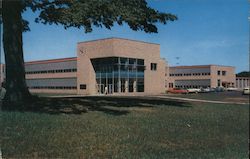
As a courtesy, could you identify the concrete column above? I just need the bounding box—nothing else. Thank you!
[118,80,121,93]
[125,80,128,93]
[133,80,137,92]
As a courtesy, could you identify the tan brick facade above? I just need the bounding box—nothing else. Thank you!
[77,38,166,95]
[167,65,236,89]
[25,57,78,94]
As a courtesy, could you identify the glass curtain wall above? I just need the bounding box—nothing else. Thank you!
[91,57,145,94]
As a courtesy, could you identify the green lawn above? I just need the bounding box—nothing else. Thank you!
[1,96,249,158]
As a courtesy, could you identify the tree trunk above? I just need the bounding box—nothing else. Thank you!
[2,0,31,106]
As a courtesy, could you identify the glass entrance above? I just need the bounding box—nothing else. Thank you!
[92,57,145,94]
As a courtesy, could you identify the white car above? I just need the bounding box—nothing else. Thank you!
[200,87,215,93]
[187,88,201,93]
[226,87,238,91]
[243,87,250,95]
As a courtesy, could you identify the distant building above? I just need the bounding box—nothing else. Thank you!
[167,65,236,89]
[236,76,250,90]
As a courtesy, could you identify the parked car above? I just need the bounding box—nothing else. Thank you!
[215,86,225,92]
[242,87,250,95]
[187,88,201,93]
[167,88,188,94]
[200,87,215,93]
[225,87,238,91]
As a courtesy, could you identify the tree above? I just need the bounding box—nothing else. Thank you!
[1,0,177,106]
[236,71,250,77]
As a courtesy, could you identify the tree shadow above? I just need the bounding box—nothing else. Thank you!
[1,96,191,116]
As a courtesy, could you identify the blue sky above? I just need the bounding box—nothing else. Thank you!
[1,0,249,73]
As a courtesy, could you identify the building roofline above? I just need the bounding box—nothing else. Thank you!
[169,64,235,69]
[77,37,160,45]
[25,57,77,65]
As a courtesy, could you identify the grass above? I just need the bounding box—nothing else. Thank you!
[1,96,249,158]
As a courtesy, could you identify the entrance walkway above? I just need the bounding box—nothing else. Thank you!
[152,95,249,105]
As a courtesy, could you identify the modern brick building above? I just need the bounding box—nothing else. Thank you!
[77,38,166,95]
[0,38,240,95]
[167,65,236,89]
[0,38,166,95]
[25,57,78,94]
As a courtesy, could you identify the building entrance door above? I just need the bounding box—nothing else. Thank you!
[97,84,105,94]
[222,82,229,88]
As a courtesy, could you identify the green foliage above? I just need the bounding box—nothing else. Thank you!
[25,0,177,33]
[236,71,250,77]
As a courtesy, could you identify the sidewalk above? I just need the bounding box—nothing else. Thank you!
[45,93,249,105]
[152,95,249,105]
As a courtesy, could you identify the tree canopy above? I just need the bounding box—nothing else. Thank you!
[23,0,177,33]
[236,71,250,77]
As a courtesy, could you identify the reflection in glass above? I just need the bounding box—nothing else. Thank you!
[91,57,145,94]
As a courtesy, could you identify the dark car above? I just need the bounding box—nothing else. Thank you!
[215,86,225,92]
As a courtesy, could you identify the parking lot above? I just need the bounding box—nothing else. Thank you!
[165,91,249,104]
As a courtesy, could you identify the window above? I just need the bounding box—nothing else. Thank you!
[137,59,144,65]
[169,83,173,88]
[217,79,221,87]
[203,73,210,76]
[120,57,128,64]
[222,71,226,76]
[25,68,77,74]
[129,58,136,64]
[217,71,221,75]
[80,84,87,89]
[29,86,77,89]
[151,63,157,71]
[137,78,144,92]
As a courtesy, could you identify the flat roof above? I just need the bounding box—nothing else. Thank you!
[77,37,160,45]
[170,65,235,69]
[25,57,77,65]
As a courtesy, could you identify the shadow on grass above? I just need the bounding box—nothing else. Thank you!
[1,96,191,116]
